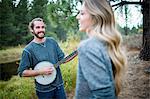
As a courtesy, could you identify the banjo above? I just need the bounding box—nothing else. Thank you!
[34,50,78,85]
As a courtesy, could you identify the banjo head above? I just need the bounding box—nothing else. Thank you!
[34,61,57,85]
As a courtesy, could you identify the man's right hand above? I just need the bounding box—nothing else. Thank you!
[38,67,54,75]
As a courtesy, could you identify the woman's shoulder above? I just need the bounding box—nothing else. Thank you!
[78,37,106,51]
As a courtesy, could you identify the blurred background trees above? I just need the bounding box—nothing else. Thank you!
[110,0,150,60]
[0,0,149,60]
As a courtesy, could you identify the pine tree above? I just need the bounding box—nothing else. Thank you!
[30,0,48,22]
[14,0,30,43]
[0,0,16,47]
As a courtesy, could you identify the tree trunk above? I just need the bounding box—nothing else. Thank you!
[139,0,150,61]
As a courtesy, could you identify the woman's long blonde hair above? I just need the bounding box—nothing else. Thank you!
[84,0,127,95]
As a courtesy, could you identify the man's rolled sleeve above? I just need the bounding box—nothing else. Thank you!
[18,50,32,77]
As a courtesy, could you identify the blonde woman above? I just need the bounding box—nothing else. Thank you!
[75,0,127,98]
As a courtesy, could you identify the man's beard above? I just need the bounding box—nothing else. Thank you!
[34,31,45,39]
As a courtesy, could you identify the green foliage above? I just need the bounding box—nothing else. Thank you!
[21,33,33,45]
[14,0,30,36]
[46,31,58,40]
[60,35,79,92]
[61,58,78,92]
[0,76,37,99]
[47,0,78,28]
[0,0,17,47]
[47,0,79,41]
[0,0,30,48]
[30,0,48,22]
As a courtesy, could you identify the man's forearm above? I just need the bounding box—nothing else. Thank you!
[22,70,41,77]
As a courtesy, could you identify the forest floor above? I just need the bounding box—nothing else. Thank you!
[118,49,150,99]
[67,34,150,99]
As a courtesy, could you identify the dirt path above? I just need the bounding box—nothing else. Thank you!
[119,50,150,99]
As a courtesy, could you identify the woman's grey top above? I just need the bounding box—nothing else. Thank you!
[75,37,116,99]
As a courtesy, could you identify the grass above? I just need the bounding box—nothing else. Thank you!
[0,45,23,64]
[0,36,79,99]
[0,76,37,99]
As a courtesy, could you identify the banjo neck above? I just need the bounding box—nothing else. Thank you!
[53,50,78,68]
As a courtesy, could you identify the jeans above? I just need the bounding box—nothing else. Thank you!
[36,85,66,99]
